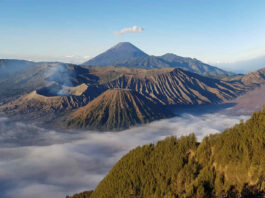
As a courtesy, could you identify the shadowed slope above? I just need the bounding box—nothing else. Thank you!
[65,89,172,130]
[115,53,232,77]
[0,63,100,104]
[104,68,244,105]
[82,42,232,77]
[0,59,37,78]
[160,53,232,77]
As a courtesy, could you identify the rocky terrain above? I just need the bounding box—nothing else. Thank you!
[1,61,264,130]
[65,89,172,130]
[104,68,244,105]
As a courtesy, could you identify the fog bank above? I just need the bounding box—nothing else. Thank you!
[0,108,249,198]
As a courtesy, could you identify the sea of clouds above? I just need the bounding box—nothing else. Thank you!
[0,106,250,198]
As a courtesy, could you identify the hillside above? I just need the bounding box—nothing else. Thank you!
[0,63,100,104]
[69,107,265,198]
[222,67,265,87]
[115,55,169,69]
[104,68,244,105]
[0,59,37,79]
[241,68,265,85]
[65,89,172,130]
[159,53,232,77]
[83,42,232,77]
[0,65,247,129]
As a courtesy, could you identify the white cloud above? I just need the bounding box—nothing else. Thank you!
[0,105,250,198]
[115,25,144,35]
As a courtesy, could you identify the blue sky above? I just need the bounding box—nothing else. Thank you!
[1,0,265,65]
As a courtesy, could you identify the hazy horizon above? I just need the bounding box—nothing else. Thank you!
[1,41,265,74]
[1,0,265,69]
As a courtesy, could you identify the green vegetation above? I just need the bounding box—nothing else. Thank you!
[66,191,93,198]
[69,107,265,198]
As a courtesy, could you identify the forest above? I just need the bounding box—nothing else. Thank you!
[67,107,265,198]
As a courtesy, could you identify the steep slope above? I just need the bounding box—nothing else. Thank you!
[74,108,265,198]
[65,89,172,130]
[104,68,244,105]
[83,42,148,66]
[222,67,265,87]
[241,67,265,85]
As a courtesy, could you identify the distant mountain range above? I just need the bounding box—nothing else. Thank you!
[1,47,265,130]
[217,55,265,74]
[1,42,232,79]
[83,42,233,77]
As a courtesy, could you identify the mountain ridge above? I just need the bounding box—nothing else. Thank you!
[0,64,247,130]
[83,42,232,77]
[104,68,244,105]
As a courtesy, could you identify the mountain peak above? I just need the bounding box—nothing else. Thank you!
[112,42,135,48]
[83,42,148,66]
[110,42,146,53]
[82,43,232,77]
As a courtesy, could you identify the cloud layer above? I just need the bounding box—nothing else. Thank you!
[0,105,250,198]
[115,25,144,35]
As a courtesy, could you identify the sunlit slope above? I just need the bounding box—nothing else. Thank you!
[104,68,244,105]
[241,68,265,85]
[73,107,265,198]
[65,89,173,130]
